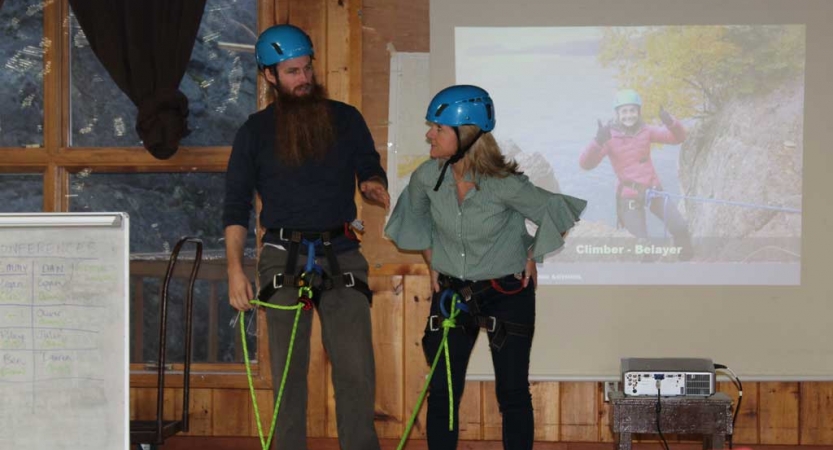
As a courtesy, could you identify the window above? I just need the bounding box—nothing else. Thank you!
[1,0,263,381]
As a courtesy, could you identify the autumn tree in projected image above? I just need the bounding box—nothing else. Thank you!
[598,25,805,119]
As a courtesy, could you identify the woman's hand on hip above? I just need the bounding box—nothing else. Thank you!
[430,269,440,293]
[523,258,538,290]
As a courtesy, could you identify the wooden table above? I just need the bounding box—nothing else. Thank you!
[610,391,733,450]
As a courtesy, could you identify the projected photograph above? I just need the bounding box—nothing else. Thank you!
[454,25,804,285]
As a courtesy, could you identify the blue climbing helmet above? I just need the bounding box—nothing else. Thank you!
[613,89,642,110]
[255,24,314,69]
[425,85,495,132]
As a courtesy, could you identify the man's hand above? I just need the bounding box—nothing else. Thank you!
[659,105,674,127]
[595,119,611,145]
[228,269,254,311]
[360,179,390,209]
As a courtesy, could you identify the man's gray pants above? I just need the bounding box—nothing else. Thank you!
[258,245,380,450]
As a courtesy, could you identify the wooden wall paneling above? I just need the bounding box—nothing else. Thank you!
[559,382,599,442]
[133,387,159,421]
[286,0,327,76]
[533,382,561,442]
[183,388,214,436]
[358,8,391,148]
[326,344,338,439]
[267,0,281,29]
[163,387,180,421]
[325,0,352,104]
[346,0,363,109]
[371,264,430,277]
[249,389,275,439]
[598,383,615,443]
[717,381,759,445]
[258,0,276,106]
[359,0,429,265]
[482,381,563,442]
[130,388,138,420]
[370,275,405,438]
[323,0,363,222]
[800,382,833,445]
[256,300,273,384]
[131,370,271,391]
[402,274,433,439]
[459,381,483,440]
[737,381,760,444]
[212,389,252,436]
[759,382,800,444]
[482,381,502,440]
[361,0,430,53]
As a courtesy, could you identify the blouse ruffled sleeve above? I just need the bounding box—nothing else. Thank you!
[384,167,433,251]
[498,174,587,261]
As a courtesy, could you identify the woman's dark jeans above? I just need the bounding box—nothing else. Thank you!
[422,275,536,450]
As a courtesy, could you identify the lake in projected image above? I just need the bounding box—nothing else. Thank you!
[455,25,804,285]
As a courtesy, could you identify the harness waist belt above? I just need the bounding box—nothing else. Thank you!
[266,225,346,242]
[437,273,520,304]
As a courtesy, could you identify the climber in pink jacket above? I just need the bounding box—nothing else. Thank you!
[580,89,693,261]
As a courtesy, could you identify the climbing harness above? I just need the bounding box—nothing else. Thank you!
[266,225,373,304]
[433,274,534,351]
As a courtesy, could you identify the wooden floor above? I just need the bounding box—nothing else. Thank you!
[160,437,833,450]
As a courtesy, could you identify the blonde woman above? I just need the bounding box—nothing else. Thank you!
[386,85,586,450]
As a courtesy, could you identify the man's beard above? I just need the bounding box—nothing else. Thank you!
[274,81,334,166]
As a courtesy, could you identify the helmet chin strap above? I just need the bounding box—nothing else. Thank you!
[432,128,484,191]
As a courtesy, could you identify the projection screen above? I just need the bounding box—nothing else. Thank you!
[423,0,833,379]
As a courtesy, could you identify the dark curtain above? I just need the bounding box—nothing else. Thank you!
[0,1,5,12]
[68,0,207,159]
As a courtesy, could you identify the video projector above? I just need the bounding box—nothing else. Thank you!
[621,358,715,397]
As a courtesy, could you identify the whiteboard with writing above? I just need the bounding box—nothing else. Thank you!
[0,213,129,450]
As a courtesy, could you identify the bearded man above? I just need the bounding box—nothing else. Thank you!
[223,24,388,450]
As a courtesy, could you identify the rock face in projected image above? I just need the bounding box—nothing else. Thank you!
[502,139,561,193]
[679,79,803,262]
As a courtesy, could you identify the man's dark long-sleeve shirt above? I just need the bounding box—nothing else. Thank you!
[223,100,387,240]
